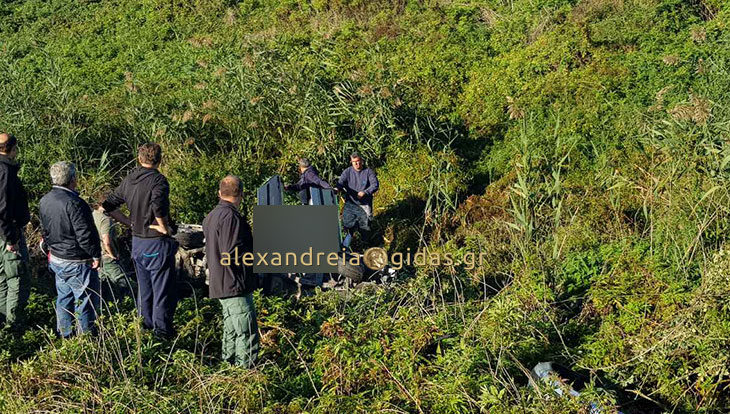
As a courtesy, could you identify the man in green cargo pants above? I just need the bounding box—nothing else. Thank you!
[202,175,260,368]
[0,132,31,331]
[92,194,134,304]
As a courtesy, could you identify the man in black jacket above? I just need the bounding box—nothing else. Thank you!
[203,175,259,368]
[102,143,178,338]
[0,133,31,329]
[39,161,101,337]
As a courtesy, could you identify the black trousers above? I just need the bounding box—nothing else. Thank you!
[131,236,178,337]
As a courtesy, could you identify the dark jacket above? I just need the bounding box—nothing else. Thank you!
[0,155,30,245]
[102,166,172,238]
[336,166,379,207]
[39,186,101,260]
[202,200,256,299]
[288,166,331,204]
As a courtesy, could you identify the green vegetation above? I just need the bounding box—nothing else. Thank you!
[2,0,730,412]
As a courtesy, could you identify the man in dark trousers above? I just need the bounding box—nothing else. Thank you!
[0,132,31,330]
[284,158,331,204]
[335,152,379,248]
[203,175,259,368]
[39,161,101,337]
[102,143,178,338]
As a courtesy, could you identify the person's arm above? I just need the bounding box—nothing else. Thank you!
[286,174,306,192]
[219,212,239,255]
[108,210,131,227]
[101,234,116,259]
[149,177,173,235]
[363,169,379,195]
[97,214,117,259]
[15,179,30,229]
[0,169,19,249]
[102,179,126,213]
[70,200,102,266]
[335,169,348,192]
[310,169,331,189]
[226,211,254,281]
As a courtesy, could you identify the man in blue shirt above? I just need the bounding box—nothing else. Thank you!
[284,158,331,204]
[335,152,379,248]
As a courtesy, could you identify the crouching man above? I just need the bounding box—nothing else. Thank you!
[39,162,101,337]
[203,175,260,368]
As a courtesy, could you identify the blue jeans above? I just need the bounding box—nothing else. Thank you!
[49,258,100,337]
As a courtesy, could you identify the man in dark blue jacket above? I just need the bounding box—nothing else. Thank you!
[335,152,379,248]
[39,161,101,337]
[284,158,331,204]
[0,133,31,330]
[102,143,178,338]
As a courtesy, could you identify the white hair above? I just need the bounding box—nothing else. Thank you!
[50,161,76,187]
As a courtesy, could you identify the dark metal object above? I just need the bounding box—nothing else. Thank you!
[257,175,284,206]
[174,223,205,249]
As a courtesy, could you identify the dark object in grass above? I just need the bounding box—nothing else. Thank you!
[174,224,205,249]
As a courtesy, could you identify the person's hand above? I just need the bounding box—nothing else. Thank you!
[91,259,100,270]
[5,243,17,254]
[149,224,169,235]
[357,191,366,199]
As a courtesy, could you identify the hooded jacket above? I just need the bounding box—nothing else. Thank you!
[39,186,101,261]
[202,200,256,299]
[102,166,171,239]
[0,155,30,245]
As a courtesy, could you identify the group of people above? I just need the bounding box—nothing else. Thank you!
[0,131,379,369]
[284,153,379,248]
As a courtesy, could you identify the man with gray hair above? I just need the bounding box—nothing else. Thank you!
[284,157,331,204]
[39,161,101,337]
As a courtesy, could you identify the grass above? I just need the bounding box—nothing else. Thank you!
[1,0,730,412]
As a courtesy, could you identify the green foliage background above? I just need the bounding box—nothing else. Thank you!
[2,0,730,412]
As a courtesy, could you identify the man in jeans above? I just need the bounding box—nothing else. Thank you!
[335,152,379,248]
[0,133,31,330]
[39,162,101,337]
[203,175,259,367]
[103,143,178,338]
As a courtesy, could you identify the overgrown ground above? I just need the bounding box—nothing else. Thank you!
[2,0,730,412]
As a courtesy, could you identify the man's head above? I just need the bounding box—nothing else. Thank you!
[218,175,243,206]
[138,142,162,168]
[297,157,310,173]
[0,133,18,159]
[350,152,363,171]
[91,188,111,210]
[50,161,77,190]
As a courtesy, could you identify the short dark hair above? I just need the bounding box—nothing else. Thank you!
[138,142,162,165]
[219,175,243,198]
[350,152,362,160]
[0,133,17,154]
